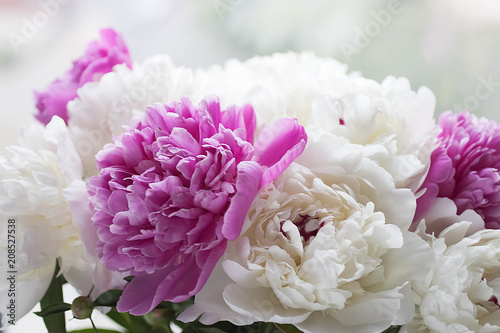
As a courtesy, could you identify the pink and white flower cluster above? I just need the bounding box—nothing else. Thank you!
[1,29,500,333]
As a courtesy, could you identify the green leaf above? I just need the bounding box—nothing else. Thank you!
[106,309,160,333]
[179,320,255,333]
[68,329,122,333]
[34,303,71,317]
[274,324,302,333]
[144,308,176,332]
[106,309,165,333]
[105,308,132,329]
[153,302,172,309]
[93,289,123,307]
[128,313,157,332]
[381,325,401,333]
[171,298,196,329]
[123,276,135,282]
[171,298,194,315]
[259,322,277,333]
[40,262,67,333]
[181,326,227,333]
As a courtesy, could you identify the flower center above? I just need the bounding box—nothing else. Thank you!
[281,213,329,242]
[489,295,500,308]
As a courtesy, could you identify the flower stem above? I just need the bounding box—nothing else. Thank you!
[274,323,287,333]
[40,261,66,333]
[274,323,303,333]
[90,317,98,333]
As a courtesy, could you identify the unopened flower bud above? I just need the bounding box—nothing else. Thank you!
[71,296,94,319]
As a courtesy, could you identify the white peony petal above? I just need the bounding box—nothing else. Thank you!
[0,118,113,323]
[416,197,485,237]
[63,180,98,258]
[223,284,311,324]
[405,228,500,332]
[63,179,127,298]
[222,257,263,288]
[379,231,435,290]
[0,261,55,328]
[296,138,416,231]
[177,261,254,326]
[297,307,392,333]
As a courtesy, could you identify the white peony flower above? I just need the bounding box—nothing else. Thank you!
[295,130,417,231]
[191,51,354,124]
[0,117,83,275]
[0,117,124,326]
[67,55,194,177]
[179,163,433,333]
[404,222,500,333]
[308,76,437,190]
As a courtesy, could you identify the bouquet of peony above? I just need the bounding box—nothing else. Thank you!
[1,28,500,333]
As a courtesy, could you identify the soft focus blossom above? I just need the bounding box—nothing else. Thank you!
[87,96,306,315]
[179,163,433,333]
[416,110,500,234]
[192,52,354,124]
[308,76,437,190]
[34,28,132,126]
[0,117,122,326]
[406,222,500,332]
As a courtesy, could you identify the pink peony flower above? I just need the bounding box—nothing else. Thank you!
[87,95,306,315]
[34,28,132,125]
[415,110,500,229]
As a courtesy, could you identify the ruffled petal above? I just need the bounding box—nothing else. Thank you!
[254,117,307,186]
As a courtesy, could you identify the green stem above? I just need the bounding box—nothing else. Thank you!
[274,324,303,333]
[40,261,66,333]
[274,323,287,333]
[90,317,98,333]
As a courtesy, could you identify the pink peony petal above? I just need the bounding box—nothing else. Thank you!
[79,28,132,85]
[221,103,257,144]
[414,146,454,221]
[254,117,307,186]
[199,95,221,129]
[222,161,262,240]
[117,239,226,315]
[415,110,500,231]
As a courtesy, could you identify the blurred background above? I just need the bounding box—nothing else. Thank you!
[1,0,500,331]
